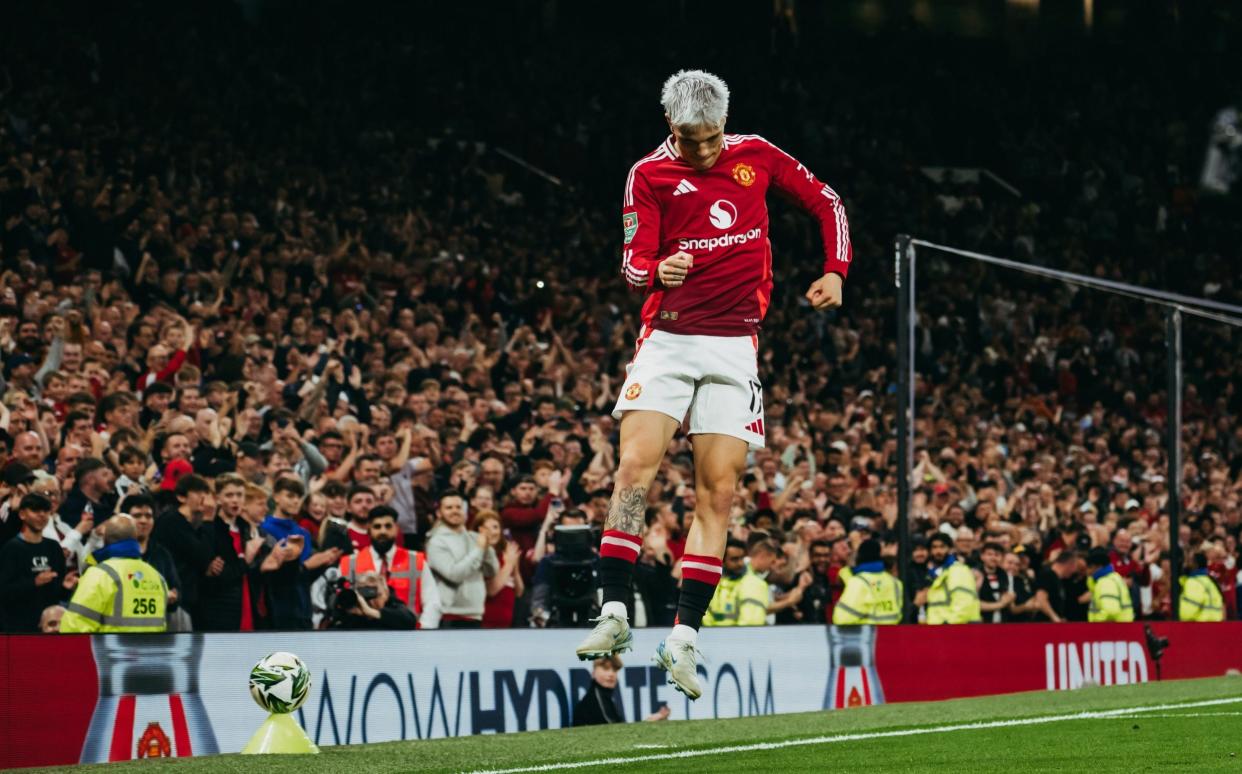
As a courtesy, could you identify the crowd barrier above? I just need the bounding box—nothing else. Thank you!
[2,622,1240,768]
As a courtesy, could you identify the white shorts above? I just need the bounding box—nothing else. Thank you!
[612,329,765,450]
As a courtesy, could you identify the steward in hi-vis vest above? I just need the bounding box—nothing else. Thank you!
[62,516,167,633]
[1086,548,1134,623]
[833,539,903,625]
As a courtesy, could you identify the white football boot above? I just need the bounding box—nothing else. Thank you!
[654,638,703,700]
[574,613,634,660]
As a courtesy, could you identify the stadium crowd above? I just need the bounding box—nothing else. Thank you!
[0,3,1238,633]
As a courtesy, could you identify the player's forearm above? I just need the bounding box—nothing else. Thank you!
[622,250,659,291]
[769,148,852,278]
[817,205,852,281]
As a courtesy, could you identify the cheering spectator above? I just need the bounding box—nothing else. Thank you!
[1002,550,1039,622]
[797,539,836,624]
[1108,527,1152,614]
[0,464,34,545]
[59,458,116,528]
[325,485,376,554]
[392,456,436,549]
[197,475,262,631]
[151,475,217,630]
[426,491,498,629]
[0,494,78,631]
[258,478,341,630]
[977,543,1015,623]
[500,475,554,556]
[30,472,88,570]
[472,510,523,628]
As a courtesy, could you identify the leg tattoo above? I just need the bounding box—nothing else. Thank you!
[600,486,648,607]
[605,486,647,535]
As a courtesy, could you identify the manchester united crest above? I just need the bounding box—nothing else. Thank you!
[731,162,756,187]
[137,722,172,758]
[625,383,642,400]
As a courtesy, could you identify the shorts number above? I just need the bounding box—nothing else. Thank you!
[131,598,156,615]
[748,380,763,414]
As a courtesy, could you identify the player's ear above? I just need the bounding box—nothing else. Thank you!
[665,114,674,134]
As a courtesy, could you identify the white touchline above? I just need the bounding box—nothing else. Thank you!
[1115,712,1242,719]
[466,697,1242,774]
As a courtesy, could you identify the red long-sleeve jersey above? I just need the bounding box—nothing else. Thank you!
[621,134,851,336]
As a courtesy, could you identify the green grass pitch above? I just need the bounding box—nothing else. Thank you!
[42,677,1242,773]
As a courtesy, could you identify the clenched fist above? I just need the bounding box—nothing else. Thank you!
[806,272,844,310]
[657,252,694,288]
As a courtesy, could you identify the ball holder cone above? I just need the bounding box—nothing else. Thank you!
[242,712,320,755]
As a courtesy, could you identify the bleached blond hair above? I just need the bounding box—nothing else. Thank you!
[661,69,729,130]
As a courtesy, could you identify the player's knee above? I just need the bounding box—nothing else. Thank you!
[615,449,659,486]
[699,479,735,514]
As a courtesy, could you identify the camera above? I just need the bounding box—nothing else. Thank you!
[323,574,381,628]
[546,525,598,627]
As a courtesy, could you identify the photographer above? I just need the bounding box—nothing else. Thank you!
[529,509,598,627]
[334,571,416,630]
[328,505,440,628]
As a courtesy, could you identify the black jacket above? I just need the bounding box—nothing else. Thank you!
[196,517,263,631]
[0,534,69,632]
[573,681,625,727]
[143,540,182,608]
[152,510,215,614]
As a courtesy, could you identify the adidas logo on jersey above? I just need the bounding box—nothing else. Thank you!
[673,179,698,196]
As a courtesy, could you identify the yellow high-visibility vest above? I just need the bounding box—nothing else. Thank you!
[833,569,904,625]
[1087,569,1134,623]
[926,560,980,624]
[704,569,770,626]
[1179,573,1224,622]
[61,557,168,633]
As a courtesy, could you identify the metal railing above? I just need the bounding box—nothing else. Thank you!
[893,235,1242,621]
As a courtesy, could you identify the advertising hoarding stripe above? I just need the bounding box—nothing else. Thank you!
[109,695,135,762]
[169,694,192,756]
